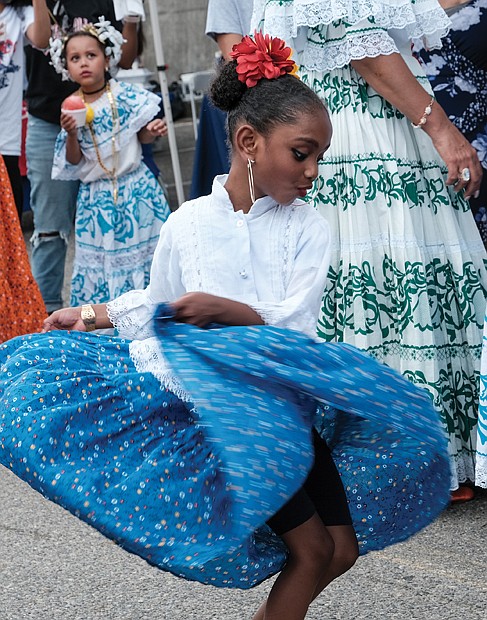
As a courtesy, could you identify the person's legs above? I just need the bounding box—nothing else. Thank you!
[26,115,78,312]
[253,520,358,620]
[253,431,359,619]
[305,431,359,592]
[2,155,23,220]
[310,524,358,596]
[252,514,335,620]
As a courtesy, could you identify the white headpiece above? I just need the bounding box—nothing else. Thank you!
[48,16,125,81]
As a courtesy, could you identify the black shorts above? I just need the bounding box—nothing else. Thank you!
[267,429,352,536]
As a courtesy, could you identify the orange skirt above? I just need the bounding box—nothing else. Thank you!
[0,155,46,342]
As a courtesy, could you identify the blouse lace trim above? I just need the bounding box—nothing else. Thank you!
[253,0,451,71]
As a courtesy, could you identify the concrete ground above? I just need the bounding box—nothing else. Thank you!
[0,468,485,620]
[12,116,487,619]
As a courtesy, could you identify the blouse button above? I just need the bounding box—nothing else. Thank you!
[239,270,248,279]
[236,220,244,228]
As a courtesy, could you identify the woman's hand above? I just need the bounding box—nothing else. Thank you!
[425,120,482,199]
[42,307,86,332]
[351,53,483,199]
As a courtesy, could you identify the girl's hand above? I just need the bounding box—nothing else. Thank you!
[146,118,168,138]
[60,111,79,136]
[42,307,86,332]
[171,292,222,327]
[171,293,264,327]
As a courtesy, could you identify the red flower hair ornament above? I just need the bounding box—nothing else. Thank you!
[231,31,299,88]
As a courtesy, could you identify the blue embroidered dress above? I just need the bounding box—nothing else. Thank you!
[0,178,450,588]
[52,79,171,306]
[253,0,487,491]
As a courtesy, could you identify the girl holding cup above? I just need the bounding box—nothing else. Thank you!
[51,18,170,307]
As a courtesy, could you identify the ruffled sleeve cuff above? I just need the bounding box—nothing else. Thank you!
[301,21,399,71]
[113,80,162,152]
[107,289,159,340]
[248,302,321,340]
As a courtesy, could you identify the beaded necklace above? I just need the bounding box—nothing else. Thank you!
[80,82,120,203]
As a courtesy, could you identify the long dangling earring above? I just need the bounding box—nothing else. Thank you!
[247,158,256,205]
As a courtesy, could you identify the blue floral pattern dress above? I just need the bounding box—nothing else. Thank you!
[417,0,487,246]
[52,80,171,306]
[0,180,450,588]
[254,0,487,491]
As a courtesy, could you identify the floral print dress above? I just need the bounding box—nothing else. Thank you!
[254,0,487,490]
[52,80,171,306]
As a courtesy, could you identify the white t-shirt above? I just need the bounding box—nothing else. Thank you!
[0,5,34,155]
[205,0,253,39]
[107,175,331,385]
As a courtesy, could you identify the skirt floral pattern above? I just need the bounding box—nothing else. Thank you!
[70,162,170,306]
[300,59,487,491]
[0,311,450,588]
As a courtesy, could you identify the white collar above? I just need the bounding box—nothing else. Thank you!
[211,174,302,217]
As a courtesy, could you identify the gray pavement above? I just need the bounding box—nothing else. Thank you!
[11,115,487,619]
[1,466,486,620]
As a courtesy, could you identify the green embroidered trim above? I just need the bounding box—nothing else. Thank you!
[318,257,486,340]
[309,162,468,213]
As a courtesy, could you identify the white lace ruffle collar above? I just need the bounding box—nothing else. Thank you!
[253,0,451,48]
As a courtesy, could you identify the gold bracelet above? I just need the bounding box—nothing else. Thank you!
[411,97,435,129]
[81,304,96,332]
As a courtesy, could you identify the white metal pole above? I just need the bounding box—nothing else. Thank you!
[147,0,185,206]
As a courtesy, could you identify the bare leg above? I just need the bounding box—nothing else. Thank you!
[252,523,358,620]
[310,524,358,598]
[252,514,334,620]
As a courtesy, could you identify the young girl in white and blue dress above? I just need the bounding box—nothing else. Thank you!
[1,34,450,620]
[49,18,171,306]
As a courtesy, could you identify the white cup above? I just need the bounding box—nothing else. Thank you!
[62,107,87,127]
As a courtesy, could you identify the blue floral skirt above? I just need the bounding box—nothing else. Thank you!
[0,317,450,588]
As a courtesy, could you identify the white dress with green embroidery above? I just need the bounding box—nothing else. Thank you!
[254,0,487,489]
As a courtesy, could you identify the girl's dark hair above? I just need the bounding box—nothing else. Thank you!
[209,60,324,143]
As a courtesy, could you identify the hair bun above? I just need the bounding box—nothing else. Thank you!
[209,60,247,112]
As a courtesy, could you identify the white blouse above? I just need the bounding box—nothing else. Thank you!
[107,175,331,383]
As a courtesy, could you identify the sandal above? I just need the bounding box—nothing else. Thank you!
[450,486,475,503]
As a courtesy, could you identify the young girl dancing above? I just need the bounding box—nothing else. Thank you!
[1,34,449,620]
[49,18,171,306]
